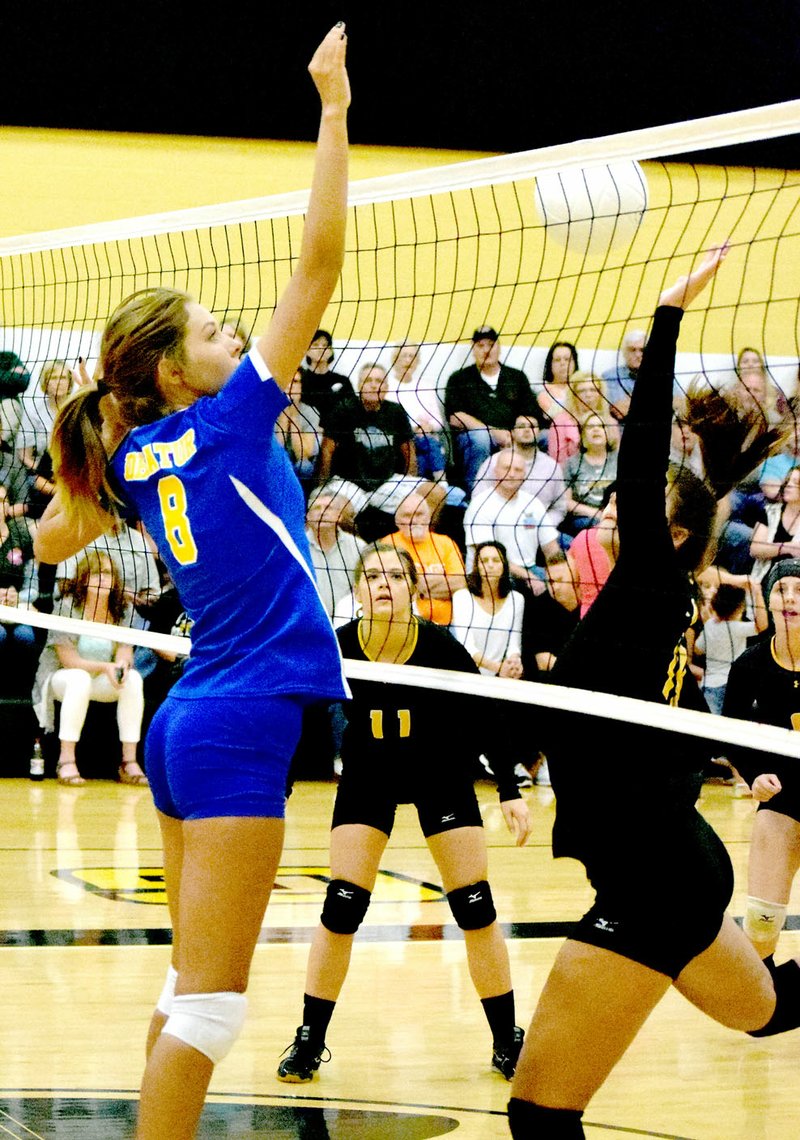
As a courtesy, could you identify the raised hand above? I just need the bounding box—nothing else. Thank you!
[659,242,730,310]
[308,23,350,114]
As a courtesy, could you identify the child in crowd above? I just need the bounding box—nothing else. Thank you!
[695,583,764,715]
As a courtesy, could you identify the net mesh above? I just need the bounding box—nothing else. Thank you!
[0,100,799,769]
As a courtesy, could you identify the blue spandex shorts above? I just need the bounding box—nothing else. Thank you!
[145,693,304,821]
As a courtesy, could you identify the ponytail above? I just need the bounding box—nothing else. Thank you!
[684,383,789,501]
[50,286,192,532]
[50,385,122,532]
[667,381,791,575]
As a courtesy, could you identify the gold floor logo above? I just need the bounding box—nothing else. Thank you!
[54,866,445,907]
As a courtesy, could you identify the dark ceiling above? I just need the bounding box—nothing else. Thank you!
[5,1,798,165]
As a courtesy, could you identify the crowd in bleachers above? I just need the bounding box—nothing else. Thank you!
[0,325,798,786]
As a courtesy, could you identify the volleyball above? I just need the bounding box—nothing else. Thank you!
[534,160,649,257]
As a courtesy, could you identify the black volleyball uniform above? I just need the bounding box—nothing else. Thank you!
[723,638,800,823]
[333,618,520,837]
[543,306,733,978]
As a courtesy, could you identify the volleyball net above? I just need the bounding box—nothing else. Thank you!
[1,599,798,763]
[0,99,799,761]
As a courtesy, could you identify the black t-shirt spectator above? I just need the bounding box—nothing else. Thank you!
[520,589,580,677]
[444,363,543,431]
[0,517,33,591]
[300,367,356,426]
[324,399,415,491]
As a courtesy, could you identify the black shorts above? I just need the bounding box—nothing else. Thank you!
[567,808,734,979]
[758,789,800,826]
[331,775,483,838]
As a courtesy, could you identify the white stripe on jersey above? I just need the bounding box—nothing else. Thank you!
[229,475,351,696]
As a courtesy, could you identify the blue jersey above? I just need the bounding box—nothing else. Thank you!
[110,349,349,704]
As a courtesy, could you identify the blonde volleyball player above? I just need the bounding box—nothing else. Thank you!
[35,24,350,1140]
[277,543,531,1084]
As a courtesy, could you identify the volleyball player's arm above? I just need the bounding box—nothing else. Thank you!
[35,486,116,565]
[616,246,729,546]
[257,25,349,389]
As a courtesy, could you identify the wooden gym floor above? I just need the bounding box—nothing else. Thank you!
[1,773,798,1138]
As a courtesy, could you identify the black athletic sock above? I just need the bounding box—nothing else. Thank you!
[482,990,516,1044]
[749,957,800,1037]
[508,1098,585,1138]
[302,994,336,1044]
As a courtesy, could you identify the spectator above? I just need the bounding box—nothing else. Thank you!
[669,406,705,479]
[275,369,322,496]
[318,361,416,506]
[0,480,38,689]
[749,465,800,582]
[729,348,783,428]
[719,363,793,574]
[56,523,163,619]
[694,582,764,714]
[299,328,356,425]
[547,371,618,467]
[602,328,646,421]
[388,490,466,625]
[567,489,618,617]
[385,343,449,480]
[31,550,147,787]
[445,325,541,492]
[536,341,579,427]
[0,350,31,462]
[472,414,568,525]
[13,359,74,515]
[463,448,561,591]
[219,316,252,357]
[16,359,74,472]
[561,412,619,537]
[519,550,582,787]
[450,541,524,677]
[520,551,580,677]
[305,489,364,619]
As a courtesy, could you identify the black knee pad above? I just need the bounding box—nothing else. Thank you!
[447,880,496,930]
[508,1098,585,1138]
[748,956,800,1037]
[320,879,371,935]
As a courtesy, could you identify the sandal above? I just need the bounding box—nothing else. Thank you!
[119,760,149,787]
[56,761,86,787]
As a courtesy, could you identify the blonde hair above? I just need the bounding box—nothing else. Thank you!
[565,370,607,416]
[39,359,72,395]
[61,549,127,623]
[50,287,192,532]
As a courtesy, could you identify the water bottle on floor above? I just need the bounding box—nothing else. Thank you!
[29,740,45,782]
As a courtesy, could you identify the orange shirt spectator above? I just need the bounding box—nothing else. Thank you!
[388,492,466,624]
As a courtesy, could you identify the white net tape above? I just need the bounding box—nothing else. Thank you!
[2,603,797,761]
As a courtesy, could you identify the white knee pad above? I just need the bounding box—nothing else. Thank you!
[163,991,247,1064]
[744,896,787,944]
[156,964,178,1016]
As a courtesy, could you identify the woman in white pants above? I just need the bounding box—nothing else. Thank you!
[33,549,147,786]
